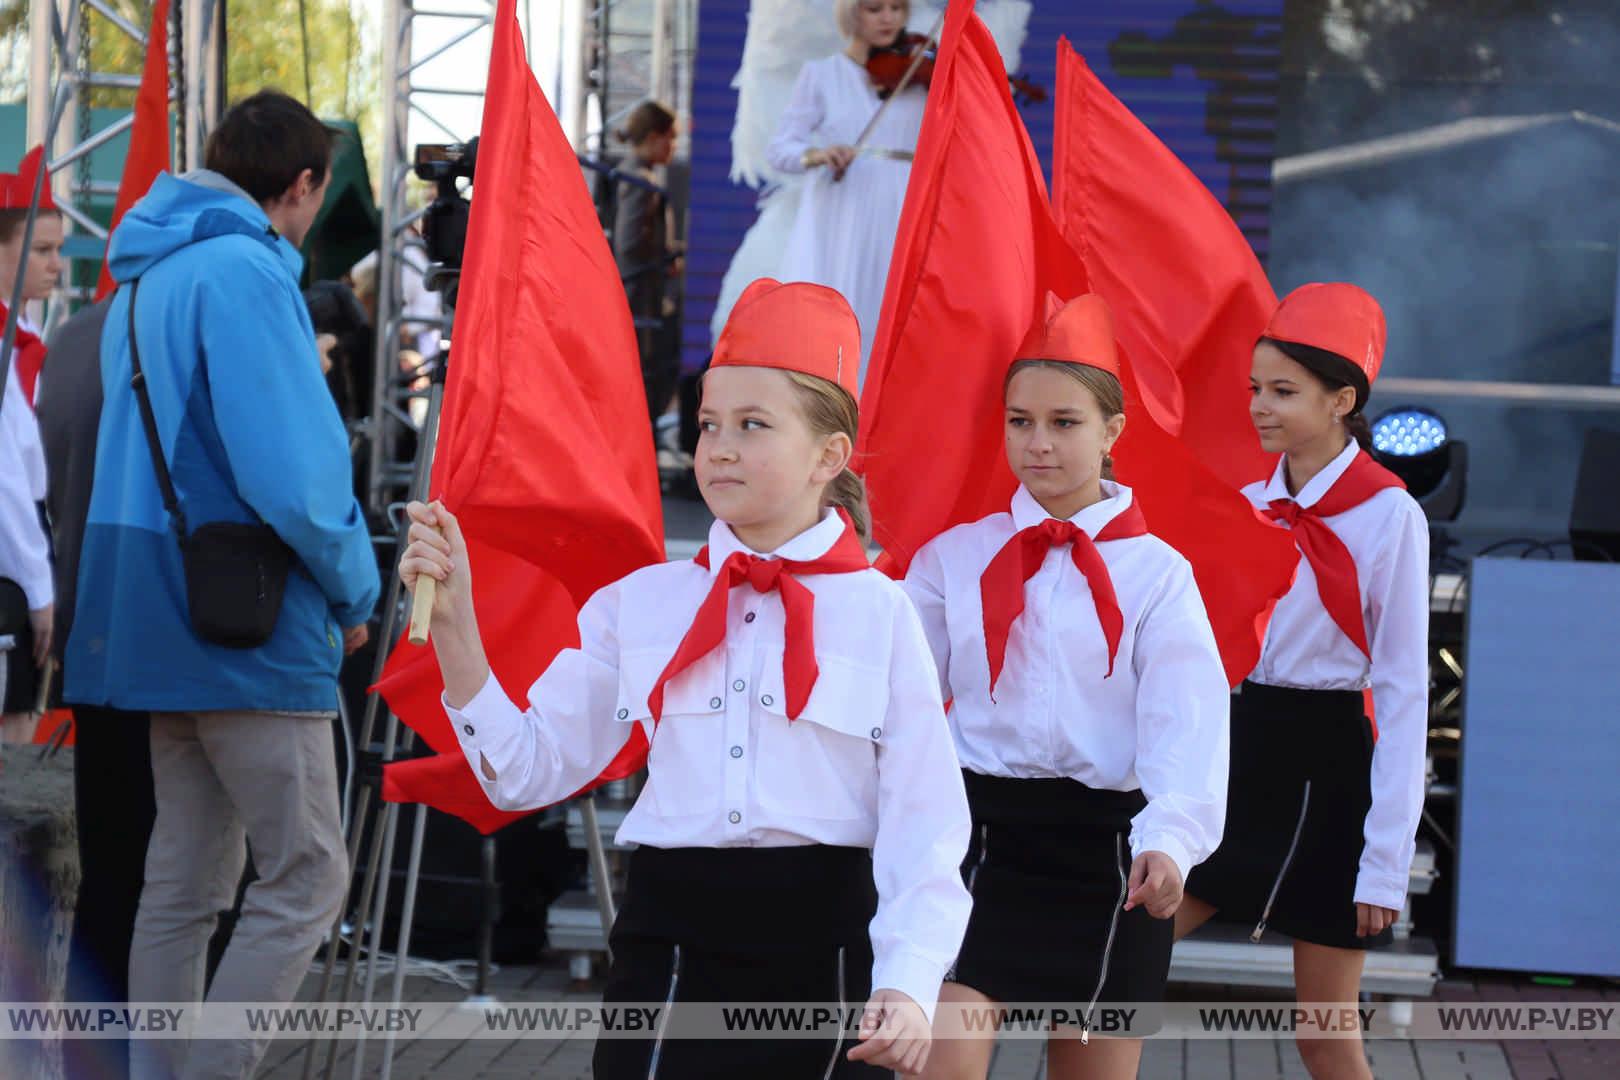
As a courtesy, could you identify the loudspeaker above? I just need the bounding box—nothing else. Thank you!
[1570,427,1620,562]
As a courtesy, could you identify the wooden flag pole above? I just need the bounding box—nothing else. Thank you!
[407,577,435,645]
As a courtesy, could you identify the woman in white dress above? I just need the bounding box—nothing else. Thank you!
[765,0,926,388]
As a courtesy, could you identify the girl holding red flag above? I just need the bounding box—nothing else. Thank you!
[902,294,1229,1080]
[400,278,971,1078]
[1180,283,1429,1080]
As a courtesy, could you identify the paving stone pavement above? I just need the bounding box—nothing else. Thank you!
[252,954,1584,1080]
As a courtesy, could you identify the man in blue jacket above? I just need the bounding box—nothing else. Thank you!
[69,90,379,1080]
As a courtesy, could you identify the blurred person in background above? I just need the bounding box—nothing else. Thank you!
[0,145,65,742]
[70,90,380,1080]
[612,100,686,469]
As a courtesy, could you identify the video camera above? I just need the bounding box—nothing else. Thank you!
[413,138,478,277]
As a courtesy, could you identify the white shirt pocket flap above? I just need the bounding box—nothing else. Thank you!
[615,648,725,723]
[758,654,888,743]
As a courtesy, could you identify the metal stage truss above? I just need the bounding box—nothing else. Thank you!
[21,0,215,322]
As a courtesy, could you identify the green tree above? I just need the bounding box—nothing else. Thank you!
[0,0,23,41]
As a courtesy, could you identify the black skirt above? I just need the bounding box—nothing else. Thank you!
[0,579,40,714]
[948,772,1173,1031]
[1185,680,1394,950]
[592,845,889,1080]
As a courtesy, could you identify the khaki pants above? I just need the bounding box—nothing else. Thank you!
[129,711,347,1080]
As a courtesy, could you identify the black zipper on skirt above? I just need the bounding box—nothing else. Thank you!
[646,944,682,1079]
[1252,780,1313,943]
[1081,832,1129,1045]
[821,946,848,1080]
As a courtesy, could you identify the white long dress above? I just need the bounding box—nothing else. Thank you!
[765,54,926,388]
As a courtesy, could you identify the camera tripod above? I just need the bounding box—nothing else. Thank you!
[301,336,619,1080]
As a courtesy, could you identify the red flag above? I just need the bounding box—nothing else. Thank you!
[1050,39,1275,490]
[859,6,1293,685]
[97,0,171,301]
[1049,39,1296,684]
[858,0,1084,573]
[378,0,664,833]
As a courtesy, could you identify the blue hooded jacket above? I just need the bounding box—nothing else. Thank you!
[66,171,380,712]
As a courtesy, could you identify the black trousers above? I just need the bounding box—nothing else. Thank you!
[63,705,155,1080]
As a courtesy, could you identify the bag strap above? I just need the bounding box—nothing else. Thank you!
[126,279,189,539]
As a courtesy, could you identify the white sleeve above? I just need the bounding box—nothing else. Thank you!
[0,400,53,611]
[1355,500,1430,910]
[764,62,825,175]
[867,597,971,1023]
[899,539,952,700]
[1128,559,1230,883]
[447,583,635,812]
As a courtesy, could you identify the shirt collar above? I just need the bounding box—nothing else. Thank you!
[702,507,848,576]
[1259,438,1360,509]
[1010,481,1135,537]
[0,302,41,337]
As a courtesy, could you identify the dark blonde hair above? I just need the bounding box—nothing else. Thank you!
[1004,359,1125,481]
[618,101,676,146]
[784,371,871,543]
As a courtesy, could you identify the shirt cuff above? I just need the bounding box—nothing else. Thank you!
[1353,870,1407,912]
[19,560,54,611]
[871,946,949,1025]
[443,672,521,792]
[1132,831,1195,887]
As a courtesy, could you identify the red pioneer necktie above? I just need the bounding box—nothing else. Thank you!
[647,513,870,724]
[1264,450,1405,660]
[0,303,47,405]
[980,500,1149,692]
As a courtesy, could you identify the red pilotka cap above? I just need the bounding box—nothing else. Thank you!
[1014,292,1120,377]
[1264,282,1386,384]
[0,146,58,211]
[712,278,860,399]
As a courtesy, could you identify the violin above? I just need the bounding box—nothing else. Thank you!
[865,32,936,98]
[864,30,1048,106]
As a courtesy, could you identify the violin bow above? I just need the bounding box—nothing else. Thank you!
[833,8,947,182]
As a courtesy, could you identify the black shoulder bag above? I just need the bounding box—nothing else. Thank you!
[126,278,293,648]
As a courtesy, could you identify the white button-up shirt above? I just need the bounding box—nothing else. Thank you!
[902,482,1229,883]
[1245,439,1430,910]
[0,339,52,610]
[448,509,972,1017]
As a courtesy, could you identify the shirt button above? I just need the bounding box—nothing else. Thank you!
[709,696,723,709]
[870,727,883,740]
[744,612,756,623]
[616,708,629,719]
[761,694,775,707]
[730,745,743,759]
[733,679,746,692]
[728,810,742,824]
[462,724,475,736]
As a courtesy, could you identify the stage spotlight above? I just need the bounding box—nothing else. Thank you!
[1371,406,1467,522]
[1373,407,1448,457]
